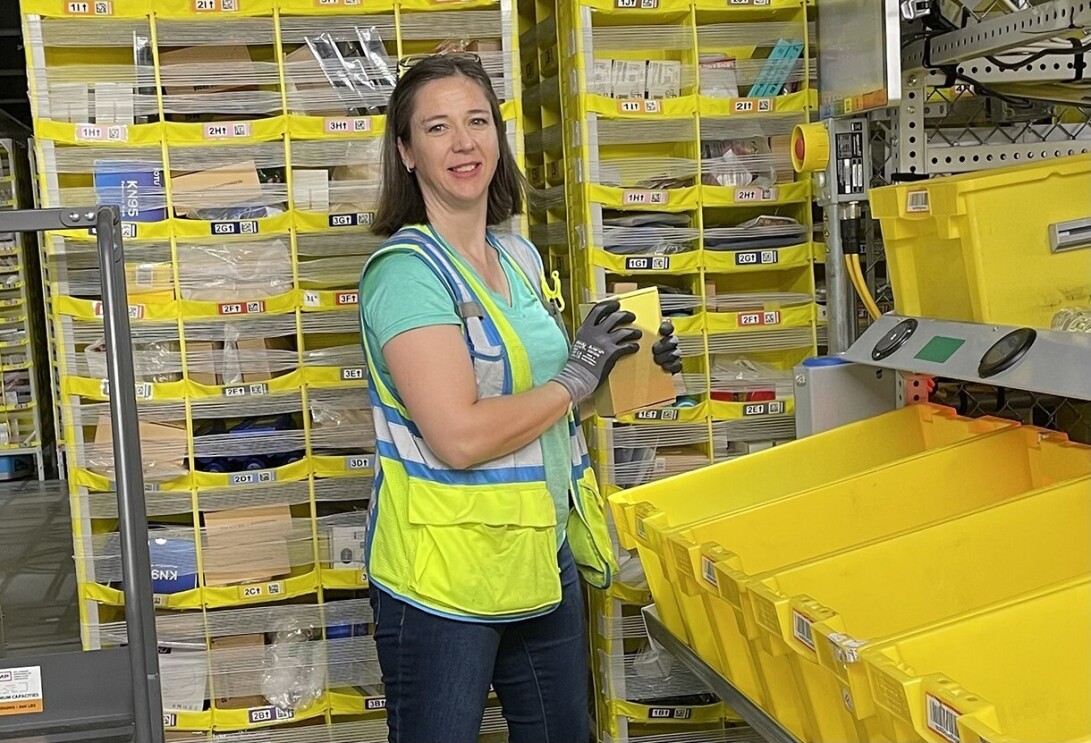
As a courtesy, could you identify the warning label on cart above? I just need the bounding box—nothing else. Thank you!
[0,666,43,716]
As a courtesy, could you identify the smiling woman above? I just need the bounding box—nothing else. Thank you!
[357,53,683,743]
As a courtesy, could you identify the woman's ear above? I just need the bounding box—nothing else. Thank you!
[397,137,414,172]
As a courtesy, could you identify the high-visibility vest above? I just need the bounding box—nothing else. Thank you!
[358,224,617,620]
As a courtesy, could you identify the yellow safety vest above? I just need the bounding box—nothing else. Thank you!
[358,224,617,620]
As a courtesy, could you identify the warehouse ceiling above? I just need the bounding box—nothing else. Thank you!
[0,3,31,133]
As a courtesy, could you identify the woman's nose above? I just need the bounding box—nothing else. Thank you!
[452,127,475,151]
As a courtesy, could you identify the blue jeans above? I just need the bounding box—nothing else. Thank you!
[369,541,589,743]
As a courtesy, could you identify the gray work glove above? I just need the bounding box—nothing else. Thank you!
[652,320,683,374]
[553,299,641,406]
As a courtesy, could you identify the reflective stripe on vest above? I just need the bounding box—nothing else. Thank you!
[359,225,615,620]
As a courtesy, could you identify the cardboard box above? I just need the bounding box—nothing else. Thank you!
[210,634,266,709]
[171,160,263,217]
[93,416,188,479]
[329,525,366,569]
[186,341,224,386]
[609,281,639,295]
[466,39,502,52]
[650,445,708,482]
[160,45,257,96]
[203,505,292,587]
[592,287,677,417]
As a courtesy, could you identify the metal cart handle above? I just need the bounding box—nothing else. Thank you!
[0,206,164,743]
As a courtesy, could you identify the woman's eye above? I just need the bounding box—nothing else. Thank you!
[428,124,445,133]
[471,117,489,126]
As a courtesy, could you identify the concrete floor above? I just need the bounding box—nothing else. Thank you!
[0,479,81,658]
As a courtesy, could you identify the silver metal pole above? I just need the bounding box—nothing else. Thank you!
[95,205,165,743]
[824,202,855,354]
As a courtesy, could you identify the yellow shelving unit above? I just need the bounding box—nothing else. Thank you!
[21,0,525,736]
[520,0,816,737]
[0,139,50,481]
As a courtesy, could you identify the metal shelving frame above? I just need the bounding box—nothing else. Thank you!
[0,205,163,743]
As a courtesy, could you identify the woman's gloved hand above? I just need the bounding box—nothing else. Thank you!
[653,320,683,375]
[553,299,641,406]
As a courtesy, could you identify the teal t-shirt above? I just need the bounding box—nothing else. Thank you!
[360,232,572,547]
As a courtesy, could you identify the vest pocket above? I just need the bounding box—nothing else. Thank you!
[405,480,561,617]
[568,475,619,590]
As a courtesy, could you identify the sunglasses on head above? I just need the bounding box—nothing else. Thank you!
[396,51,484,79]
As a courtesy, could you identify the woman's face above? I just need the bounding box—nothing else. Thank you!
[398,74,500,217]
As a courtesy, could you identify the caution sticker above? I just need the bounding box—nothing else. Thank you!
[0,666,43,716]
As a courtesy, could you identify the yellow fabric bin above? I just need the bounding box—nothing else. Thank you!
[862,577,1091,743]
[869,152,1091,329]
[746,474,1091,743]
[672,426,1090,742]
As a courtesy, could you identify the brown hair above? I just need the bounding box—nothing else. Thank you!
[371,54,525,236]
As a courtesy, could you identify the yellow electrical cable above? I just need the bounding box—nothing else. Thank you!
[846,254,883,320]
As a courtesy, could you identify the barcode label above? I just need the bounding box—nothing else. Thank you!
[204,122,252,140]
[74,124,128,142]
[247,705,293,724]
[230,470,276,485]
[66,1,113,14]
[792,610,815,649]
[624,256,671,271]
[163,712,177,727]
[744,401,785,416]
[615,99,663,114]
[329,212,374,228]
[634,407,679,421]
[906,190,930,213]
[194,0,238,10]
[734,249,780,266]
[365,696,386,710]
[701,555,717,585]
[614,0,659,7]
[621,189,668,206]
[324,117,372,134]
[733,98,774,113]
[738,311,782,326]
[91,301,145,320]
[648,707,692,719]
[217,300,265,315]
[926,694,961,743]
[734,186,778,202]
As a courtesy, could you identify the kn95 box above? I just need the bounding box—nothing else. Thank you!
[587,286,677,417]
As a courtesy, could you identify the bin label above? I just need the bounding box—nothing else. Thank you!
[906,190,931,214]
[791,610,815,650]
[648,706,692,719]
[0,666,43,716]
[365,696,387,710]
[700,555,717,586]
[926,694,961,743]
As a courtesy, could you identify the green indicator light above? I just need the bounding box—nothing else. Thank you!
[914,336,966,364]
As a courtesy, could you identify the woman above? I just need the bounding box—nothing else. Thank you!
[359,53,683,743]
